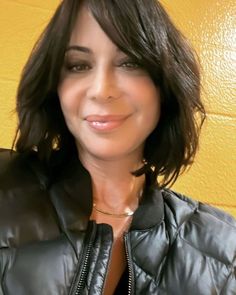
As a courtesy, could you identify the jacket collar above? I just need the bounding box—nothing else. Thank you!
[29,154,164,232]
[131,185,164,230]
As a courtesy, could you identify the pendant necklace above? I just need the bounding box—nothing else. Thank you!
[93,203,134,218]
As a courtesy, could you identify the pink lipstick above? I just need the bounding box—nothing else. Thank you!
[85,115,129,131]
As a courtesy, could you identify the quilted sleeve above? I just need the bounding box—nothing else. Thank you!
[221,265,236,295]
[0,247,11,295]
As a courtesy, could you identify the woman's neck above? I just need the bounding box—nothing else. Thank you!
[79,153,145,212]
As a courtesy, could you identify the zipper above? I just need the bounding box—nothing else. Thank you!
[74,221,96,295]
[101,225,114,295]
[124,233,134,295]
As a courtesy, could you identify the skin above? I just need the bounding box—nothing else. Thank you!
[58,4,161,294]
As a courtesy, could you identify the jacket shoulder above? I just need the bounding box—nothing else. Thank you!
[163,189,236,227]
[0,149,58,247]
[162,189,236,266]
[0,149,49,189]
[0,149,26,187]
[0,148,18,171]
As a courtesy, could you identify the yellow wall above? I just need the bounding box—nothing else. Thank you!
[0,0,235,217]
[161,0,236,217]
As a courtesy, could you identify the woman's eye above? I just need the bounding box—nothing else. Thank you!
[65,62,91,73]
[119,60,141,70]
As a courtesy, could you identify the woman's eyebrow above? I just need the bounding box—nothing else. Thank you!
[65,45,92,54]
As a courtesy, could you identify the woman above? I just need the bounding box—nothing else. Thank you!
[0,0,235,294]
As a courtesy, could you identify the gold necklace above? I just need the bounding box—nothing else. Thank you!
[93,203,134,218]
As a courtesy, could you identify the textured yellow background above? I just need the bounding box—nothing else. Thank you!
[0,0,235,217]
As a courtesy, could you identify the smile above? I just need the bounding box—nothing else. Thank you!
[85,115,130,132]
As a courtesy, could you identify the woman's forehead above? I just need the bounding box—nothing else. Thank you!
[69,5,119,53]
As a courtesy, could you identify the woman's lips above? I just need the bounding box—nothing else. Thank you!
[85,114,130,131]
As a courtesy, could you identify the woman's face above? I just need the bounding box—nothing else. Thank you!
[58,5,161,162]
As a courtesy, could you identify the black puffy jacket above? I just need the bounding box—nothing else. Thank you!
[0,149,236,295]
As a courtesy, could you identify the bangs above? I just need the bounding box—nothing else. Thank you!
[87,0,162,82]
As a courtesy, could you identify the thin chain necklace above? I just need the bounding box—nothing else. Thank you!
[92,163,145,218]
[93,203,135,218]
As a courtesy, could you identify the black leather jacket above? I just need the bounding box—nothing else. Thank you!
[0,149,236,295]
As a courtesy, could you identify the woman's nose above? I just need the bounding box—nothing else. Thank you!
[87,68,120,102]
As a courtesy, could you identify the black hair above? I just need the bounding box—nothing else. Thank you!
[14,0,206,187]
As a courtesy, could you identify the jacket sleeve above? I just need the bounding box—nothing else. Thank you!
[0,248,10,295]
[221,266,236,295]
[0,282,4,295]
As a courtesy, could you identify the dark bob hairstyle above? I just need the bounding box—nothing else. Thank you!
[14,0,206,187]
